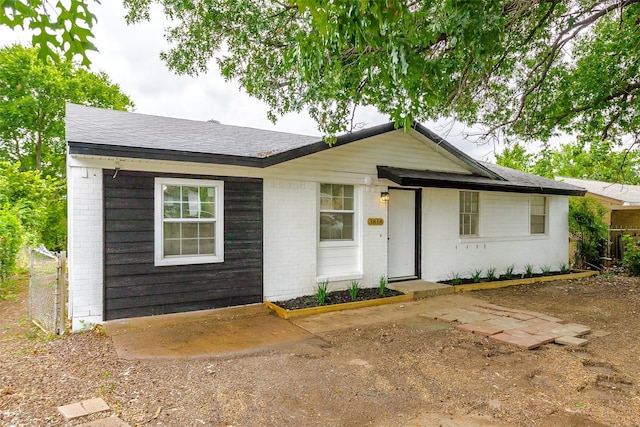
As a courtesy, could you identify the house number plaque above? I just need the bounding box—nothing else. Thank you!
[367,218,384,226]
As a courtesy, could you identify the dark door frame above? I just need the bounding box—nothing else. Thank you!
[387,187,422,282]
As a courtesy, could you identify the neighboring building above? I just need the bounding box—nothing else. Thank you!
[557,176,640,259]
[66,104,585,330]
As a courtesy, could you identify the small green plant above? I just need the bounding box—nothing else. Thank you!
[559,263,570,274]
[348,280,360,301]
[314,281,329,305]
[540,265,551,276]
[504,264,515,279]
[485,267,497,281]
[471,268,483,283]
[622,235,640,275]
[450,272,462,285]
[378,276,387,296]
[524,264,534,278]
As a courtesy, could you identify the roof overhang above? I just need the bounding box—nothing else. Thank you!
[67,121,507,177]
[378,166,586,196]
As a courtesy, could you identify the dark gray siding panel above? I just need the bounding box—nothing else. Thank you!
[103,170,263,320]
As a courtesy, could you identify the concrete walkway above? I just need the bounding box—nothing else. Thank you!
[104,292,591,359]
[103,304,312,359]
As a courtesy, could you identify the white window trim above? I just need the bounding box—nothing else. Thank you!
[318,183,358,247]
[530,195,548,235]
[459,190,480,237]
[154,177,224,266]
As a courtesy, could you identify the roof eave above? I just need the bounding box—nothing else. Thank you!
[411,122,505,181]
[67,141,264,168]
[378,166,586,196]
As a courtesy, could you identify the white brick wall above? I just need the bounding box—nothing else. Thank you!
[68,166,104,331]
[263,179,318,301]
[422,188,570,282]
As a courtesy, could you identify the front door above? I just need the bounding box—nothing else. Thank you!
[388,188,419,280]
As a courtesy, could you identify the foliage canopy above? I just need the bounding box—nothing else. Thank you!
[568,197,608,269]
[0,44,134,178]
[496,139,640,184]
[0,0,97,65]
[118,0,640,142]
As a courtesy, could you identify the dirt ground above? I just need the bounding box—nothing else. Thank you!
[1,274,639,427]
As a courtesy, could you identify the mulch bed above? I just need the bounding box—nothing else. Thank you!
[439,270,580,285]
[274,287,404,310]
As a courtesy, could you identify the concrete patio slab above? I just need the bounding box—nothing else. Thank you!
[104,304,312,360]
[388,280,454,299]
[555,336,588,346]
[58,398,110,421]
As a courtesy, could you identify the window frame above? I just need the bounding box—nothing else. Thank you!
[319,183,356,244]
[459,191,480,237]
[530,195,547,235]
[154,177,224,266]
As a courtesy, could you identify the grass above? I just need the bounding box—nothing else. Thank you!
[348,280,360,301]
[314,281,329,305]
[0,273,29,301]
[504,264,515,280]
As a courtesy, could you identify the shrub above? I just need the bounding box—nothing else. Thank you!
[569,197,607,269]
[524,264,534,278]
[314,281,329,305]
[471,268,483,283]
[486,267,497,281]
[504,264,515,279]
[0,209,24,281]
[348,280,360,300]
[378,276,387,296]
[449,272,462,285]
[622,235,640,276]
[559,263,570,274]
[540,265,551,276]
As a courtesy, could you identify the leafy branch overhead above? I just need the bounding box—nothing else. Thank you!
[0,0,97,65]
[121,0,639,142]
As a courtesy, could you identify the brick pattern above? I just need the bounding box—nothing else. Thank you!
[422,189,570,282]
[68,166,104,331]
[432,302,591,350]
[263,179,318,301]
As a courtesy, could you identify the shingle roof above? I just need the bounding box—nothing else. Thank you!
[557,177,640,205]
[65,103,585,196]
[66,103,319,165]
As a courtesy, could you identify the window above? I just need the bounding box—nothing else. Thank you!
[530,196,546,234]
[154,178,224,266]
[320,183,354,241]
[459,191,479,236]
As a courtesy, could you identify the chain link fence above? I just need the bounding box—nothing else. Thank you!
[29,245,66,335]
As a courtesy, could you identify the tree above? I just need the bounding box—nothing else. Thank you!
[0,0,97,65]
[496,138,640,184]
[120,0,640,143]
[0,161,58,248]
[569,197,608,269]
[0,44,134,178]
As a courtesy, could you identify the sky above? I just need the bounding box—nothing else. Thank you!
[1,1,499,160]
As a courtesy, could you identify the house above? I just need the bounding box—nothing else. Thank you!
[557,176,640,259]
[66,104,585,330]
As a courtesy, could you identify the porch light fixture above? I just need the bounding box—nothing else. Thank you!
[380,191,390,202]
